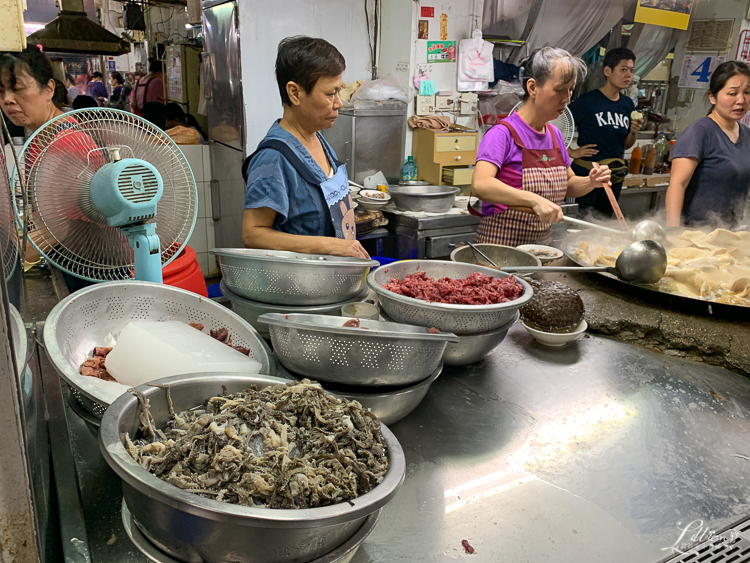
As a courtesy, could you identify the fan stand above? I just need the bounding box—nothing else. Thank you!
[122,223,163,283]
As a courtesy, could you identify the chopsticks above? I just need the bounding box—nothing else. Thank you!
[593,162,628,231]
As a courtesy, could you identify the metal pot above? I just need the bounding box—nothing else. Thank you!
[388,185,459,213]
[99,373,406,563]
[450,244,542,270]
[442,313,519,366]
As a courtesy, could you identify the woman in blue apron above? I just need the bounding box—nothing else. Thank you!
[242,36,368,259]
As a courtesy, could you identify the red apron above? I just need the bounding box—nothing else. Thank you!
[473,120,568,247]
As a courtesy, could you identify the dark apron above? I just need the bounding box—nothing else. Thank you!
[242,139,356,240]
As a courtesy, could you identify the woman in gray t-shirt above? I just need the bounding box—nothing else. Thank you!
[666,61,750,228]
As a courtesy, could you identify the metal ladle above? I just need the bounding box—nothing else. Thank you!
[562,216,666,243]
[500,240,668,285]
[509,205,667,243]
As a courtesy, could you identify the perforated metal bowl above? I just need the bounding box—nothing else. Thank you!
[368,261,532,335]
[43,281,275,418]
[259,314,457,386]
[211,248,378,306]
[221,281,370,339]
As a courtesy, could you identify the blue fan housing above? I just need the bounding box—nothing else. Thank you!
[90,158,164,227]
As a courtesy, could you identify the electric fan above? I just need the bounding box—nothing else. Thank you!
[0,144,18,282]
[509,101,576,148]
[12,109,197,283]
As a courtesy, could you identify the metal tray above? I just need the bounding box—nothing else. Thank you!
[562,230,750,320]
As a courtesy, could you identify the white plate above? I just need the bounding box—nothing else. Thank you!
[516,244,564,264]
[521,320,587,347]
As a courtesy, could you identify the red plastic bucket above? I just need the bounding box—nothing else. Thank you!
[162,245,208,297]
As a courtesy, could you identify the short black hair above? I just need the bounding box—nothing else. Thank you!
[92,71,103,79]
[72,95,99,109]
[603,48,636,71]
[0,46,54,92]
[149,60,162,74]
[52,79,68,108]
[141,101,167,130]
[275,36,345,106]
[111,71,124,85]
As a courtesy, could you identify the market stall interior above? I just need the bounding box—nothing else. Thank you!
[3,0,750,561]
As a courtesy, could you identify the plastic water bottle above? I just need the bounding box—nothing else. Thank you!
[401,156,418,181]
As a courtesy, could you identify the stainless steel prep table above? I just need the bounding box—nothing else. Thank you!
[382,211,481,260]
[45,320,750,562]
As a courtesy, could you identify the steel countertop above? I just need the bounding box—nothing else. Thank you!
[48,324,750,562]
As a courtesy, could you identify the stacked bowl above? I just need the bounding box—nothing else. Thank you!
[369,260,532,366]
[258,313,458,425]
[211,248,377,338]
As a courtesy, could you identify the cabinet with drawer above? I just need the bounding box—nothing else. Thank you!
[413,126,478,185]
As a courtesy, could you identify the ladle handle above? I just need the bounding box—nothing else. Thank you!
[507,206,625,235]
[501,266,613,274]
[561,216,624,234]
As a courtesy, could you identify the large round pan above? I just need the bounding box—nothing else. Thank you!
[562,230,749,321]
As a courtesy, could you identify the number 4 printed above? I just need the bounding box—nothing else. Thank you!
[691,58,713,83]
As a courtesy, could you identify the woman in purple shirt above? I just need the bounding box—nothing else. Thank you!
[471,48,611,246]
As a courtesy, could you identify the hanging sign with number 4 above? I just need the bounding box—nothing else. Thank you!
[678,54,725,89]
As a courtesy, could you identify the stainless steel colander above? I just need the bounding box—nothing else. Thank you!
[43,281,275,418]
[367,261,532,335]
[211,248,378,306]
[259,313,457,386]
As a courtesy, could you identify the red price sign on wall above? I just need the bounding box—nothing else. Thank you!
[421,7,434,17]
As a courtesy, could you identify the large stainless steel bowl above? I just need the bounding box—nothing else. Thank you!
[443,313,519,366]
[275,364,443,426]
[368,261,532,335]
[43,281,274,419]
[221,281,370,339]
[387,185,458,213]
[121,499,382,563]
[259,313,457,386]
[450,244,542,269]
[100,373,406,563]
[211,248,378,306]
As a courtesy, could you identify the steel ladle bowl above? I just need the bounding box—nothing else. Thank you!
[501,240,668,285]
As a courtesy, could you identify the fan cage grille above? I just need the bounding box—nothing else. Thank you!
[11,109,197,282]
[509,101,576,148]
[0,148,18,282]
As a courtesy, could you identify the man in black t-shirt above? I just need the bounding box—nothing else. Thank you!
[568,48,644,217]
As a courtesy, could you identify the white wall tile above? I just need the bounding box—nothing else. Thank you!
[196,182,207,219]
[196,252,210,277]
[207,252,220,276]
[181,145,203,182]
[187,220,208,254]
[202,145,212,182]
[204,183,213,219]
[205,218,216,252]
